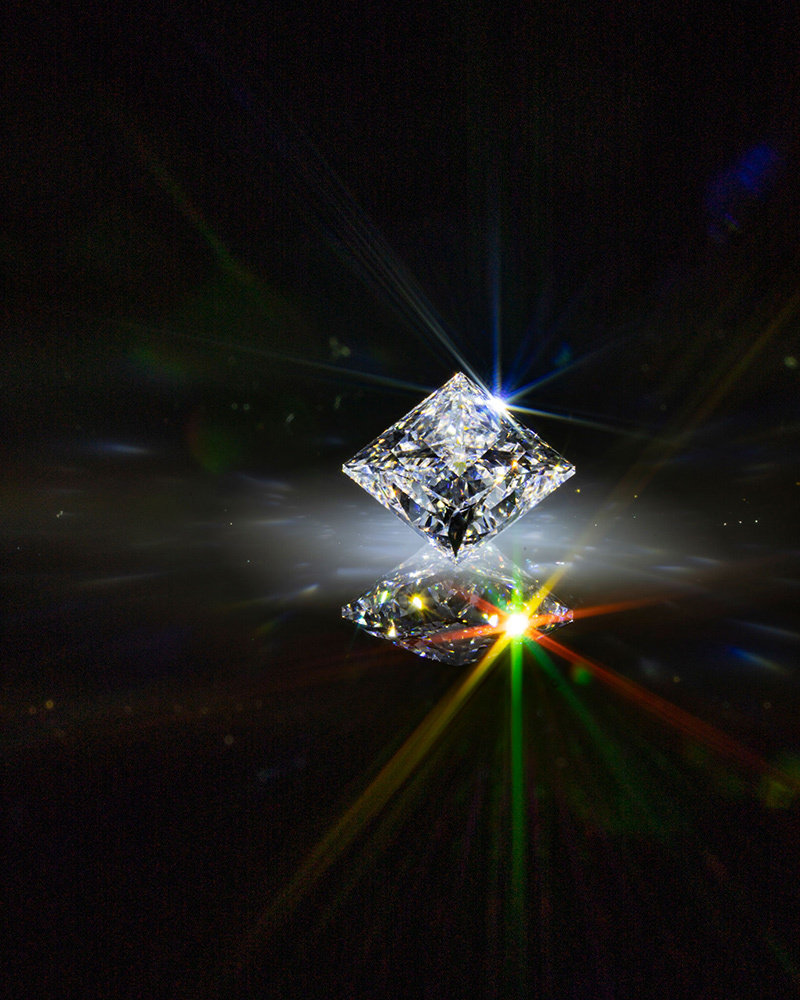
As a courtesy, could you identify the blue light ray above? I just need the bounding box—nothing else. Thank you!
[505,345,606,399]
[508,403,665,440]
[506,284,591,393]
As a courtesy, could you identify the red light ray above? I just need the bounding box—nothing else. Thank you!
[421,594,661,648]
[532,629,800,795]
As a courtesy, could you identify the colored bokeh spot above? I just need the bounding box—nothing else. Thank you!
[130,342,193,382]
[570,662,592,685]
[705,143,781,240]
[186,412,244,473]
[553,344,572,368]
[759,755,800,810]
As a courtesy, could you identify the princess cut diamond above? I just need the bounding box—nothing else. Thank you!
[343,373,575,558]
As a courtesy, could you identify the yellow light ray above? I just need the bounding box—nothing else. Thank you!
[527,289,800,612]
[228,633,512,972]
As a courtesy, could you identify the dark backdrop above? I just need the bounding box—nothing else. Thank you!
[3,4,800,998]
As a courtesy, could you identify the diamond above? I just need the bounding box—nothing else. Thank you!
[342,544,572,665]
[343,373,575,558]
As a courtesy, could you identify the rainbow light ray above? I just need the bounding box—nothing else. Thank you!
[508,638,527,985]
[204,582,800,996]
[530,628,800,796]
[225,581,800,970]
[227,634,512,972]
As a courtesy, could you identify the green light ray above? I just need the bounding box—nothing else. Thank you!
[507,638,528,994]
[525,638,663,837]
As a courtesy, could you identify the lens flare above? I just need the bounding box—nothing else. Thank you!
[504,612,531,637]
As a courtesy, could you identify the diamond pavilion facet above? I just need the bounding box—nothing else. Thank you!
[343,373,575,558]
[343,544,572,665]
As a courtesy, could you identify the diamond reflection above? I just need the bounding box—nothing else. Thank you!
[343,543,572,664]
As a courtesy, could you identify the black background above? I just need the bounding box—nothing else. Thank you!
[3,4,800,998]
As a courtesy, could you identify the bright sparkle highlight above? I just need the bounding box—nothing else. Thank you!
[503,612,531,637]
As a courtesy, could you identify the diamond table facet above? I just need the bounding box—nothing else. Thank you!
[343,373,575,558]
[342,544,572,665]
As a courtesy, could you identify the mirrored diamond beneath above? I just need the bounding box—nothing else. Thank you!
[343,544,572,665]
[343,373,575,559]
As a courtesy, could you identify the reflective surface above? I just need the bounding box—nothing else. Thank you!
[4,446,799,996]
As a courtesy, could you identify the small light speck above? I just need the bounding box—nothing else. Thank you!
[224,734,234,746]
[45,699,54,710]
[28,705,37,715]
[123,705,133,715]
[763,701,771,710]
[785,355,797,368]
[673,676,680,683]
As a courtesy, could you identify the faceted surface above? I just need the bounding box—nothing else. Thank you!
[342,544,572,665]
[343,373,575,558]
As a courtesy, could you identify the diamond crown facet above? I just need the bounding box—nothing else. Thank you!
[343,373,575,559]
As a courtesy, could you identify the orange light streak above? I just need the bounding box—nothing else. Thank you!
[423,594,661,648]
[532,629,800,795]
